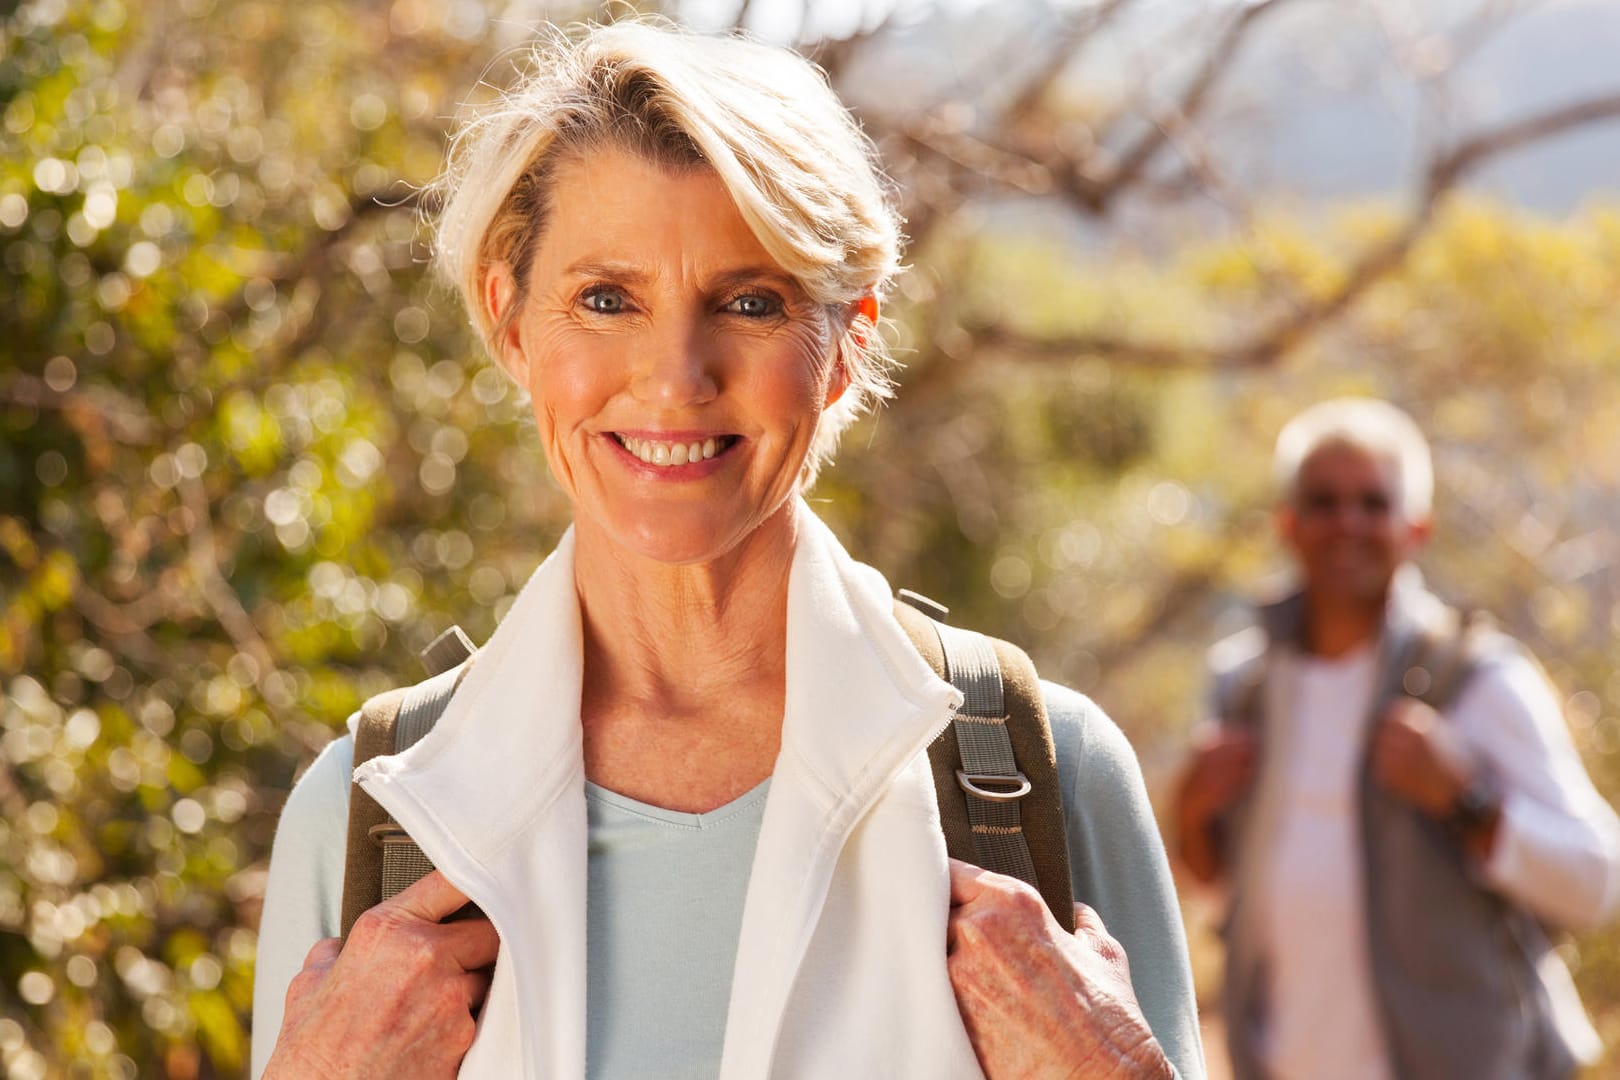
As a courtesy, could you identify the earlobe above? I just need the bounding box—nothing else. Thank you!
[824,357,851,408]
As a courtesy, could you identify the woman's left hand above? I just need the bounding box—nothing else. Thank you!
[947,860,1174,1080]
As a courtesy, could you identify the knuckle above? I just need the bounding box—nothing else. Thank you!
[348,907,393,949]
[432,977,468,1017]
[1094,932,1129,969]
[999,880,1046,921]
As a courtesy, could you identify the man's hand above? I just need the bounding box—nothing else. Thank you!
[946,860,1174,1080]
[1173,726,1258,883]
[1370,698,1473,819]
[263,871,501,1080]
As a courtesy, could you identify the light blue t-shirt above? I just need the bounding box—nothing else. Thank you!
[583,778,769,1080]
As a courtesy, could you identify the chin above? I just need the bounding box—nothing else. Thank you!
[595,504,761,568]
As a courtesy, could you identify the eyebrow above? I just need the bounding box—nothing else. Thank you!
[708,266,800,292]
[562,259,652,284]
[561,260,802,294]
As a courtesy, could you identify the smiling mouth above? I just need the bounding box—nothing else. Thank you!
[612,433,739,467]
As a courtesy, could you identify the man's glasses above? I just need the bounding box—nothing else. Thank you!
[1295,489,1393,518]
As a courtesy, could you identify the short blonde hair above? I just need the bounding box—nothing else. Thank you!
[1273,397,1434,521]
[432,19,903,482]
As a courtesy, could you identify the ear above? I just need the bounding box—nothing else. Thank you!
[481,262,524,381]
[1404,514,1434,552]
[1275,501,1299,551]
[827,293,878,408]
[850,293,879,348]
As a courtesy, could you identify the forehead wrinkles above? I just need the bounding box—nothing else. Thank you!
[537,152,767,258]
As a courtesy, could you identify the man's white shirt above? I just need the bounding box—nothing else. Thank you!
[1256,645,1620,1079]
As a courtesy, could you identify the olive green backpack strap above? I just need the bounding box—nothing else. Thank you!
[893,592,1076,933]
[340,628,477,939]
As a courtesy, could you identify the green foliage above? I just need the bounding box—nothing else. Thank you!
[4,1,1620,1076]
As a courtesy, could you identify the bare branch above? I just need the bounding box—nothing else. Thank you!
[807,9,893,83]
[1425,90,1620,197]
[0,374,157,446]
[965,85,1620,373]
[1001,0,1138,122]
[966,323,1249,371]
[179,475,292,724]
[1062,0,1298,212]
[71,588,172,670]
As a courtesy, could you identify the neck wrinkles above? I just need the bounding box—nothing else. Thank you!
[571,499,798,712]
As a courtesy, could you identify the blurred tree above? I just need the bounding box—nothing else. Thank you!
[2,0,1620,1076]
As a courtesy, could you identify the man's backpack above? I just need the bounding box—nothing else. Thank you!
[339,591,1076,937]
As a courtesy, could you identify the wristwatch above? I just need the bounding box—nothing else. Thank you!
[1451,769,1502,831]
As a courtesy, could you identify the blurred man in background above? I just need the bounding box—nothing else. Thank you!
[1175,397,1620,1080]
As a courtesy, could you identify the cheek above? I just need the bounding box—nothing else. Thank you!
[525,327,620,431]
[743,326,837,429]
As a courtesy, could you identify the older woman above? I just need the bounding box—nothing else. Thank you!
[251,20,1202,1080]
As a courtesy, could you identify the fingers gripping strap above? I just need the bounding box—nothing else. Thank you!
[933,621,1040,889]
[379,667,462,901]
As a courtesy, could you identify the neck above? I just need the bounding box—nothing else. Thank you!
[1301,587,1387,659]
[572,501,797,719]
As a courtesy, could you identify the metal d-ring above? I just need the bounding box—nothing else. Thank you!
[956,769,1032,803]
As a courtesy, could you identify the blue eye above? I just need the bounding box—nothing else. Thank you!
[725,293,778,318]
[583,288,626,314]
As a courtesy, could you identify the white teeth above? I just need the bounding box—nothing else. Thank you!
[619,434,730,467]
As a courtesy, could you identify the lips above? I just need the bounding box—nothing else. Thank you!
[611,433,739,467]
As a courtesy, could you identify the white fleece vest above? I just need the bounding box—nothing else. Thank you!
[352,502,985,1079]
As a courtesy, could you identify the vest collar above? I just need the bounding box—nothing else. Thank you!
[352,498,962,1077]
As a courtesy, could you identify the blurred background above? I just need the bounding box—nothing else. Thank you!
[3,0,1620,1075]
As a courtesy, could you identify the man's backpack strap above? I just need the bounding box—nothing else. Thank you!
[1401,607,1494,713]
[893,596,1076,933]
[339,628,476,939]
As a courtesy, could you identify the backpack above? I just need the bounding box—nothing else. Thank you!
[339,590,1076,937]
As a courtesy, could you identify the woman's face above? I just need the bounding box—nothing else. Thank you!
[489,148,846,568]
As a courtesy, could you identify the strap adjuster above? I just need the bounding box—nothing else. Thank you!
[956,769,1032,802]
[368,822,411,847]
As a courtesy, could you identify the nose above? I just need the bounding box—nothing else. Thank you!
[630,322,718,408]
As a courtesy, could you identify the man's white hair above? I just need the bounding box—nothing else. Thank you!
[1273,397,1434,521]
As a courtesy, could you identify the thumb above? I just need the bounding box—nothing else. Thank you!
[385,869,473,923]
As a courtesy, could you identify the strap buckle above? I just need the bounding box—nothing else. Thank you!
[368,822,411,848]
[956,769,1031,803]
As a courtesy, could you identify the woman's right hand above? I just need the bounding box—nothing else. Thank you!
[263,870,500,1079]
[1173,726,1258,884]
